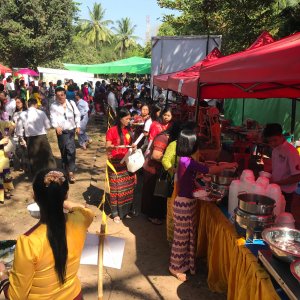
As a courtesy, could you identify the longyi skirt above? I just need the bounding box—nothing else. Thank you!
[169,196,197,274]
[108,159,135,219]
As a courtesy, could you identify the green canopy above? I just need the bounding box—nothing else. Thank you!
[64,56,151,74]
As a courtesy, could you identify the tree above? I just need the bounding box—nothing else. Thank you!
[0,0,77,68]
[78,2,113,49]
[112,17,139,57]
[157,0,300,54]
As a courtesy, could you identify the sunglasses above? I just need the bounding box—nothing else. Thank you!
[64,112,67,120]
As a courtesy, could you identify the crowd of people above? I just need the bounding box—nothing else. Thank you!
[0,74,300,299]
[0,75,235,299]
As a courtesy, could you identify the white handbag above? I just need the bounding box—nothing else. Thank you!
[124,148,145,173]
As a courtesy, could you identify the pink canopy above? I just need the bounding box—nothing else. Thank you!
[17,68,39,77]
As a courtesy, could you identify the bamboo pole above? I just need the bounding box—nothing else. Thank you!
[97,222,106,300]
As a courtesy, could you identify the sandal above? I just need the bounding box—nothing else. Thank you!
[4,191,11,200]
[113,216,121,224]
[169,268,187,282]
[68,172,76,184]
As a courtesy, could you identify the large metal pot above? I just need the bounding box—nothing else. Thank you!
[238,193,275,215]
[235,208,275,230]
[210,169,238,186]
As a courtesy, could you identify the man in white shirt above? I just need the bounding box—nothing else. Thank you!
[50,87,81,183]
[17,98,56,175]
[263,123,300,216]
[5,76,14,97]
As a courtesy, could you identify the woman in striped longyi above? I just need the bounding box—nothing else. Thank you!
[106,108,136,223]
[169,130,237,281]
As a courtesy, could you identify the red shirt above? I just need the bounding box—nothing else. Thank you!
[106,126,132,159]
[149,121,171,142]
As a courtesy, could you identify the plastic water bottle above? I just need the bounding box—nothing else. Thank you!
[266,184,284,216]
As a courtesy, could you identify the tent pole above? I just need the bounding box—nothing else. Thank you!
[166,90,169,109]
[196,79,201,123]
[242,98,245,124]
[291,98,297,138]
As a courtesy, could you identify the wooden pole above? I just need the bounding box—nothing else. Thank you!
[97,222,106,300]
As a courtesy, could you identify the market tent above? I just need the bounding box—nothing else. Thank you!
[199,32,300,99]
[64,57,151,74]
[152,31,275,98]
[152,48,222,98]
[167,48,222,98]
[153,73,171,89]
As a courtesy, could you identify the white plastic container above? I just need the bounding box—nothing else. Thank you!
[275,212,295,228]
[251,182,267,195]
[240,177,256,194]
[228,179,241,217]
[256,176,270,190]
[266,184,285,216]
[240,169,255,182]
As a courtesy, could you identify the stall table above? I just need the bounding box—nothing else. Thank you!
[196,201,280,300]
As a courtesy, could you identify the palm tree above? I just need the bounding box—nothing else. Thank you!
[78,3,113,49]
[112,17,139,57]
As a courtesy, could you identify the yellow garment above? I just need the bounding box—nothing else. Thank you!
[162,141,177,174]
[33,93,42,107]
[196,202,280,300]
[8,207,94,300]
[162,141,177,242]
[0,121,14,201]
[166,182,178,242]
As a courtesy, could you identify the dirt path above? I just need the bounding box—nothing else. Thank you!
[0,117,226,300]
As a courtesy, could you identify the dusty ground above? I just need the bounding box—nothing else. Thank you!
[0,117,226,300]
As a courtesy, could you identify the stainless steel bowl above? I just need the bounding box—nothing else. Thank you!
[238,193,275,215]
[211,169,238,186]
[262,227,300,263]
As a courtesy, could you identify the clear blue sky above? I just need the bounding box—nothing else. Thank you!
[77,0,179,45]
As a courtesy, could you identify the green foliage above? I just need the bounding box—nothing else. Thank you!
[143,41,152,58]
[0,0,78,68]
[77,2,113,49]
[158,22,177,36]
[158,0,300,54]
[112,17,139,57]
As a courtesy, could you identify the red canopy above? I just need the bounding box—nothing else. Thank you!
[153,73,171,89]
[152,48,222,98]
[167,48,222,98]
[0,64,11,74]
[199,32,300,98]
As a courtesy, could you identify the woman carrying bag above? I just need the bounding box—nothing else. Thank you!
[106,108,137,223]
[141,122,181,225]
